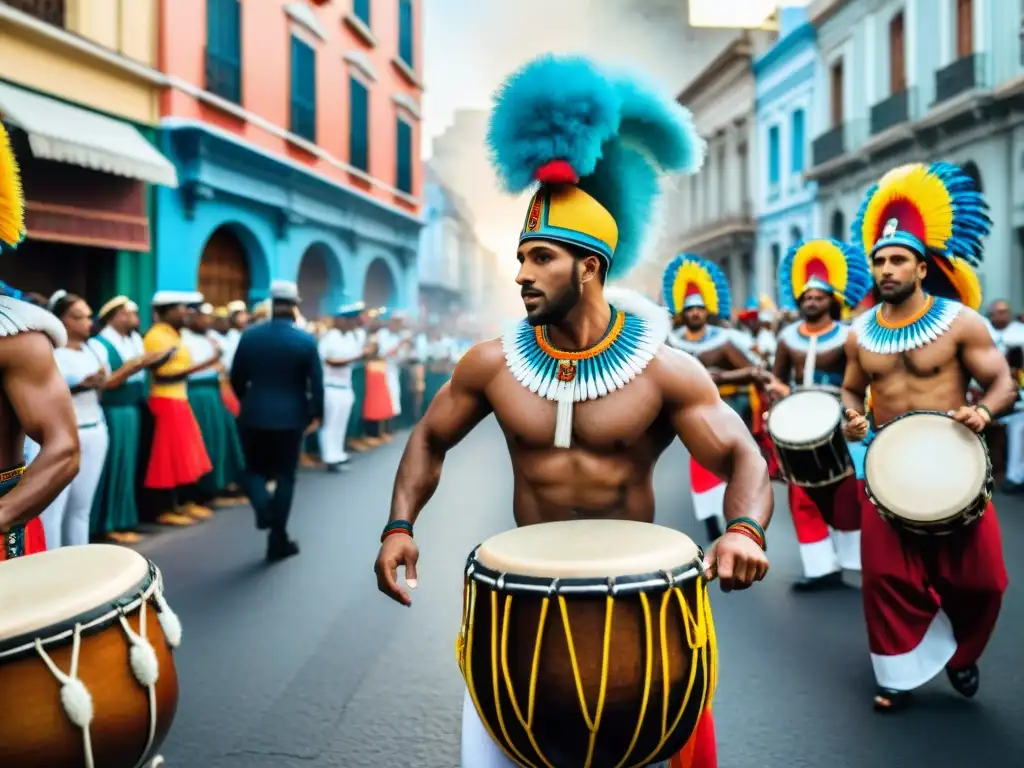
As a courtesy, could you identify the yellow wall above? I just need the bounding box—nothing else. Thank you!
[67,0,158,68]
[0,0,160,125]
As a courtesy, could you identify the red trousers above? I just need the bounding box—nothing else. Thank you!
[788,476,862,576]
[0,518,46,561]
[670,708,717,767]
[860,496,1007,690]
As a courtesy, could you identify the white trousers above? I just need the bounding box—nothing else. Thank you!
[387,365,402,417]
[41,423,109,549]
[319,385,355,465]
[460,689,669,768]
[1002,411,1024,484]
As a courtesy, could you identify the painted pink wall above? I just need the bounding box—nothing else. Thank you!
[159,0,423,214]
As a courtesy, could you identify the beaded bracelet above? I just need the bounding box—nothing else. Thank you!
[381,520,413,543]
[726,516,766,552]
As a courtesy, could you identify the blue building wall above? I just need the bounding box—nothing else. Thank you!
[153,118,423,315]
[753,8,819,302]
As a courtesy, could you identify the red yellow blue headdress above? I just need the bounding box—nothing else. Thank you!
[0,122,25,252]
[778,238,871,311]
[488,55,705,281]
[662,254,731,320]
[852,162,990,309]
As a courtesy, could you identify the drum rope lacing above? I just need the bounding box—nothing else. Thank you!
[456,569,718,768]
[3,565,182,768]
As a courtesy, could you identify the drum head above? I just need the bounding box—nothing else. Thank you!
[474,519,700,578]
[865,413,987,523]
[0,544,149,642]
[768,390,841,445]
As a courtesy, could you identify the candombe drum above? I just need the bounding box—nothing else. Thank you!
[864,410,992,535]
[767,388,853,487]
[0,544,182,767]
[457,519,717,768]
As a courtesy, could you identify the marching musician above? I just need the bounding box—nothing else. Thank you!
[374,55,774,768]
[841,163,1015,711]
[772,239,871,590]
[317,302,366,471]
[664,254,782,540]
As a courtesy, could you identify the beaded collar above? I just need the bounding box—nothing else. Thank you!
[778,320,848,354]
[502,307,662,448]
[668,325,731,355]
[853,295,962,355]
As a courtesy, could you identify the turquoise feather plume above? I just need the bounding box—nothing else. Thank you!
[487,55,706,281]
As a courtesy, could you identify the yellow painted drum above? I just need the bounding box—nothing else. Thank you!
[457,520,717,768]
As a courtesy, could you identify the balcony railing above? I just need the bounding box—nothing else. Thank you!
[870,88,913,135]
[5,0,64,26]
[204,49,241,104]
[812,124,845,166]
[935,53,985,105]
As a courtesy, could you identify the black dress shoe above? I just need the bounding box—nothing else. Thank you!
[946,663,980,698]
[266,537,300,562]
[791,571,847,593]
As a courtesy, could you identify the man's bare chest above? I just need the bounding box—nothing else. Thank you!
[789,344,845,371]
[860,335,959,379]
[488,370,664,450]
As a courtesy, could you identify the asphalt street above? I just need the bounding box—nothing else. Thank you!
[145,418,1023,767]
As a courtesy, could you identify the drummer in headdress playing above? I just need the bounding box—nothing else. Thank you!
[664,254,781,540]
[374,54,774,767]
[0,122,79,559]
[842,162,1016,711]
[771,238,872,590]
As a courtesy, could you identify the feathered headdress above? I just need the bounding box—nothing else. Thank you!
[778,238,871,310]
[852,162,990,308]
[487,55,705,281]
[0,122,25,251]
[662,253,731,320]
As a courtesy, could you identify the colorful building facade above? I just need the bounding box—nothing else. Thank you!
[155,0,424,315]
[753,7,818,301]
[0,0,177,315]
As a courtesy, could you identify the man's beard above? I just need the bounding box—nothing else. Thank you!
[525,271,583,327]
[878,279,916,305]
[684,317,705,331]
[802,306,827,323]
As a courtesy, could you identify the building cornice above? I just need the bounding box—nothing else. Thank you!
[808,0,852,27]
[677,33,754,105]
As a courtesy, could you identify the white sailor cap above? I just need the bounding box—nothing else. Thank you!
[335,301,365,317]
[683,294,706,310]
[152,290,197,308]
[226,299,247,313]
[270,280,301,302]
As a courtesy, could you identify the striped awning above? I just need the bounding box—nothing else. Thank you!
[0,80,178,188]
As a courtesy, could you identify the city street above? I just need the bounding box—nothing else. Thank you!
[148,419,1023,767]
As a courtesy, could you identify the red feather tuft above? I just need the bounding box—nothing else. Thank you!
[534,160,579,185]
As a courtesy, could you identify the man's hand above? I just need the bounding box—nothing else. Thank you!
[144,347,176,369]
[843,409,869,441]
[81,372,106,389]
[374,533,419,606]
[303,418,321,437]
[703,532,768,592]
[950,405,989,434]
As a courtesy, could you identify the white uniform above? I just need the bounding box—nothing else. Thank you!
[377,328,403,417]
[318,328,363,464]
[181,328,219,382]
[40,340,111,548]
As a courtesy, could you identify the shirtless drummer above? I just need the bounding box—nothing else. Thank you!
[841,162,1016,711]
[772,239,871,590]
[373,55,773,767]
[0,123,80,560]
[664,254,779,540]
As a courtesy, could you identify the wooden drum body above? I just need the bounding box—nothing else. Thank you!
[457,520,717,768]
[767,389,853,488]
[864,410,992,536]
[0,545,182,768]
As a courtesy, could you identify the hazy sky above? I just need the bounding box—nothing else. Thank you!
[421,0,744,154]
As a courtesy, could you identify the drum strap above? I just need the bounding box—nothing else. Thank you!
[802,335,818,388]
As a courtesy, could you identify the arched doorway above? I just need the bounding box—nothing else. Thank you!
[198,226,251,307]
[830,209,845,241]
[297,244,344,320]
[364,257,397,309]
[960,161,983,193]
